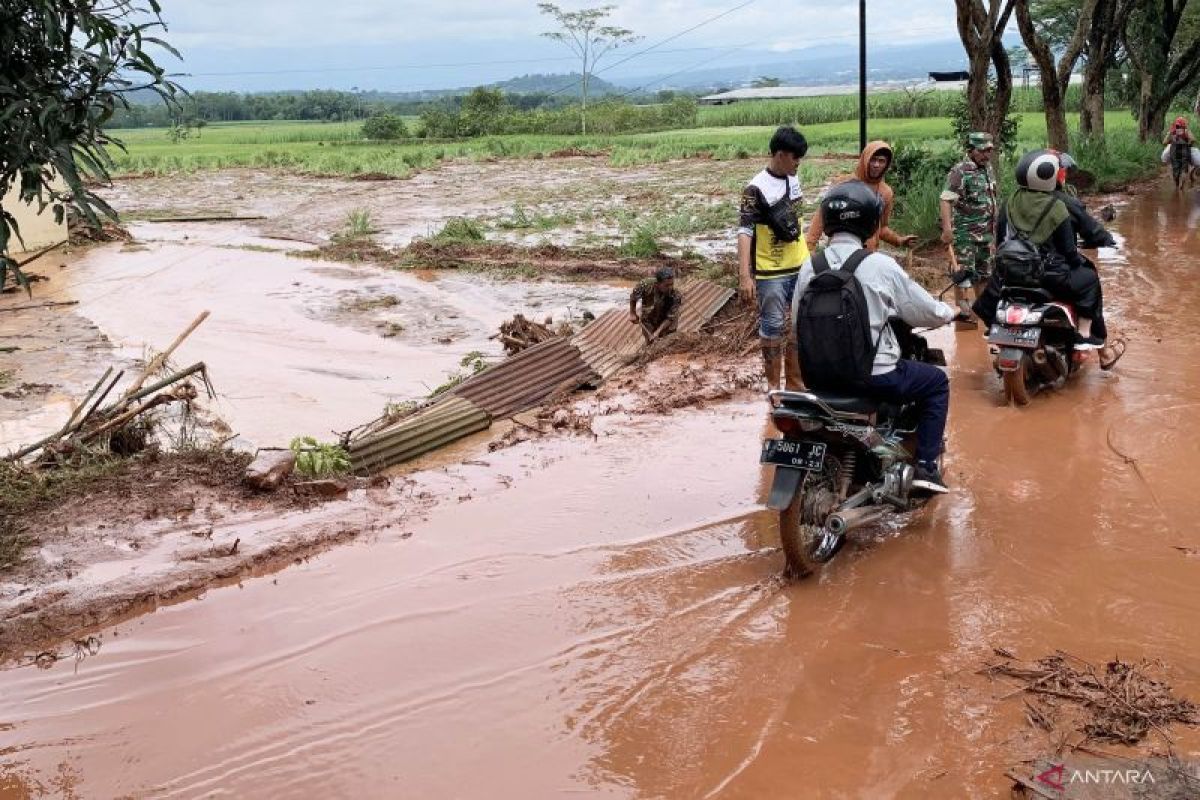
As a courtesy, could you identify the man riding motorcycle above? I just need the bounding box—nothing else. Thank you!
[973,150,1107,350]
[1051,152,1125,368]
[792,181,957,492]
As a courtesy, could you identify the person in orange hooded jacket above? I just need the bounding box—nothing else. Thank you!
[805,140,918,252]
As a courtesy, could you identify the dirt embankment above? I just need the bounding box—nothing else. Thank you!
[0,449,366,661]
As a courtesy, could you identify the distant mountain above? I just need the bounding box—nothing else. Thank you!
[610,39,973,93]
[492,72,621,96]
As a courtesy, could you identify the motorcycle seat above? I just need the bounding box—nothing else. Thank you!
[805,391,879,416]
[1000,286,1054,303]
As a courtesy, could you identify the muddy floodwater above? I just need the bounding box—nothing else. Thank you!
[3,188,1200,797]
[3,221,624,450]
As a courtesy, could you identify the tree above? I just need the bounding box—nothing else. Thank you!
[953,0,1018,147]
[537,3,640,134]
[1077,0,1135,138]
[1014,0,1090,151]
[0,0,180,292]
[459,87,507,136]
[752,76,782,88]
[1124,0,1200,140]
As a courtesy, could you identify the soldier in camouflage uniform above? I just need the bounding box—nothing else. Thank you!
[939,132,998,323]
[628,266,683,343]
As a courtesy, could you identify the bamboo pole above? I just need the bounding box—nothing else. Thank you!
[121,311,209,400]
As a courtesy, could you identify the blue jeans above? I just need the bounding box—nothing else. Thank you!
[756,274,797,339]
[868,360,950,466]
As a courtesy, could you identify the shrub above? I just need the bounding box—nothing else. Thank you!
[361,114,409,140]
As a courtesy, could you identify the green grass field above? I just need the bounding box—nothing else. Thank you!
[109,111,1155,180]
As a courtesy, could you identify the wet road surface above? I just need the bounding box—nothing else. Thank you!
[2,188,1200,797]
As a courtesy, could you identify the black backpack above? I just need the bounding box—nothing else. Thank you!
[796,249,877,390]
[995,199,1056,288]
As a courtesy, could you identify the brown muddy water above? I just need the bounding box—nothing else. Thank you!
[3,189,1200,798]
[4,223,624,450]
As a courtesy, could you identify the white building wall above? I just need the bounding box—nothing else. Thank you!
[0,174,69,254]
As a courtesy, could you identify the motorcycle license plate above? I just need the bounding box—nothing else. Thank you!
[988,324,1039,349]
[761,439,826,471]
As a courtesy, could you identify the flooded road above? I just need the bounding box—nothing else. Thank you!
[3,188,1200,798]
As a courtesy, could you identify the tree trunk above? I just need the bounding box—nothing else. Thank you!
[1015,0,1068,151]
[990,36,1015,143]
[1078,0,1122,140]
[1079,63,1107,139]
[966,46,993,132]
[581,72,588,135]
[955,0,1017,139]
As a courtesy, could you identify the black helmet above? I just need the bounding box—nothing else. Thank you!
[819,180,883,242]
[1015,149,1060,192]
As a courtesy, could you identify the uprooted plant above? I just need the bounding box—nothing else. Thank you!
[289,437,351,478]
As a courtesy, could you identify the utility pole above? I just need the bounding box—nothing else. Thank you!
[859,0,867,152]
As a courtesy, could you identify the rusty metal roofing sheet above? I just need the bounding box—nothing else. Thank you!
[571,279,735,378]
[348,397,490,473]
[678,279,735,333]
[570,308,641,379]
[448,337,596,419]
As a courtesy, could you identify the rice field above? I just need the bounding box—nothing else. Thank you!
[108,110,1152,180]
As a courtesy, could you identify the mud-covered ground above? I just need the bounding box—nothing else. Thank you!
[4,157,1198,798]
[2,155,783,660]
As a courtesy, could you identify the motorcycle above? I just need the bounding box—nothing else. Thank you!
[760,326,946,577]
[987,286,1081,406]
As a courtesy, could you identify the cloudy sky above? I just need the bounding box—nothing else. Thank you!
[152,0,967,92]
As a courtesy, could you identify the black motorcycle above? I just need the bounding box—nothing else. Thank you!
[760,326,945,577]
[987,286,1081,406]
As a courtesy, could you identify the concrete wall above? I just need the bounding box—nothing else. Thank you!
[0,174,69,254]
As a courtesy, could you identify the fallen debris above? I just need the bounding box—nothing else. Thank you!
[6,313,215,464]
[494,313,558,355]
[244,448,297,491]
[981,650,1199,745]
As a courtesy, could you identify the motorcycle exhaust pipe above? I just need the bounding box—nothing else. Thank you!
[825,505,892,536]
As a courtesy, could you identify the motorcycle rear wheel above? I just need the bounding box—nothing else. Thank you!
[1003,356,1032,406]
[778,461,839,578]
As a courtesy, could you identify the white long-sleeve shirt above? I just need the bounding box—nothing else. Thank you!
[791,232,956,375]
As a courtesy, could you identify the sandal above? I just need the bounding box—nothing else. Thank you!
[1099,338,1127,371]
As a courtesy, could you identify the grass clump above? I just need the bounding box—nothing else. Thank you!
[431,217,486,244]
[337,208,377,241]
[619,226,663,258]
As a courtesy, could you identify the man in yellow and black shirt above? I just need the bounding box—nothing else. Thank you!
[737,126,809,390]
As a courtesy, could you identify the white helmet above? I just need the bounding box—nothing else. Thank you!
[1015,150,1060,193]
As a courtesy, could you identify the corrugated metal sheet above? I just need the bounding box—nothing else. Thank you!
[571,278,735,378]
[678,279,735,333]
[448,337,596,419]
[570,308,641,379]
[348,397,490,473]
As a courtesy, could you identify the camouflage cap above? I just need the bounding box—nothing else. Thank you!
[966,132,995,151]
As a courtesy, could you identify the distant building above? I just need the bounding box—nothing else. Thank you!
[0,174,69,253]
[699,80,972,105]
[699,72,1085,105]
